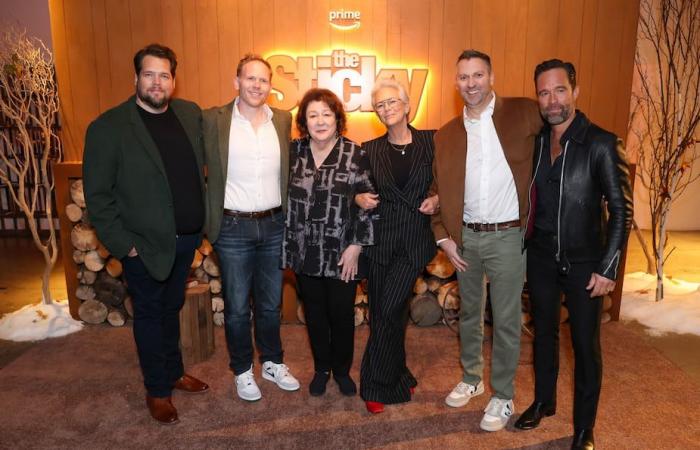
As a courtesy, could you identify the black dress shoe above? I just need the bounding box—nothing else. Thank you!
[514,401,556,430]
[309,371,330,396]
[333,374,357,396]
[571,428,594,450]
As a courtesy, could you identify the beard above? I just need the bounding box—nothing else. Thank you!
[542,104,572,125]
[136,87,170,110]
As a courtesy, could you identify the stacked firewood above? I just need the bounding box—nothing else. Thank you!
[187,239,225,326]
[66,179,225,326]
[409,249,457,327]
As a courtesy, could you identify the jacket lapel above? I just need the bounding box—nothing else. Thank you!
[217,102,234,181]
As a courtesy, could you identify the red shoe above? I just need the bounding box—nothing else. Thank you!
[365,400,384,414]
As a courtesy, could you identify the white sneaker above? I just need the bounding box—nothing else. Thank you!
[262,361,300,391]
[480,397,514,431]
[445,380,484,407]
[235,367,262,401]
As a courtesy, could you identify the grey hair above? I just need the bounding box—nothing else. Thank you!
[371,78,410,106]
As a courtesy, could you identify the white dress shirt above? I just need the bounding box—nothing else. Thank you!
[224,97,281,212]
[463,93,519,223]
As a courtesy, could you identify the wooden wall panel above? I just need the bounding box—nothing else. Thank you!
[49,0,640,161]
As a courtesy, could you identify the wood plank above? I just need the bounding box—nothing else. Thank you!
[161,0,188,99]
[104,0,134,106]
[216,0,240,104]
[588,0,625,131]
[502,0,528,97]
[195,0,220,108]
[181,0,200,101]
[441,0,472,122]
[523,0,560,97]
[400,0,430,129]
[426,0,445,130]
[556,0,585,66]
[129,0,162,52]
[613,0,641,140]
[90,0,112,113]
[48,0,79,161]
[577,0,600,114]
[62,0,101,161]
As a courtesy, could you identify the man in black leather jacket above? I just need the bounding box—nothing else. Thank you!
[514,59,633,450]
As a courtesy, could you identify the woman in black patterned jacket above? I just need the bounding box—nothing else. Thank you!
[355,78,439,414]
[281,88,374,397]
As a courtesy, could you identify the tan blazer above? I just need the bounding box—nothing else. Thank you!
[431,95,542,248]
[202,101,292,243]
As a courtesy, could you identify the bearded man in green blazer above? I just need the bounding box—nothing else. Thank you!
[83,44,209,425]
[202,54,299,402]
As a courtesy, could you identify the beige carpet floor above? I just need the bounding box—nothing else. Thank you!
[0,322,698,449]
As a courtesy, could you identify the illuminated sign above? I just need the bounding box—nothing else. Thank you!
[329,10,361,31]
[266,49,429,123]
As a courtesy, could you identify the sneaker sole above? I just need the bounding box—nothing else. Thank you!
[262,371,300,391]
[479,418,509,432]
[237,391,262,402]
[444,384,485,408]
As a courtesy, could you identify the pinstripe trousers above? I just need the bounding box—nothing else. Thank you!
[360,253,421,404]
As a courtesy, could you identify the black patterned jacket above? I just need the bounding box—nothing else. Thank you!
[282,136,375,279]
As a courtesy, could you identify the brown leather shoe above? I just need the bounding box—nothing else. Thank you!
[173,374,209,394]
[145,395,179,425]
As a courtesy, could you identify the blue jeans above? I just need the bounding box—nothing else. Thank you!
[214,211,285,375]
[121,232,199,397]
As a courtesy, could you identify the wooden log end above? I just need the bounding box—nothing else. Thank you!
[78,299,108,324]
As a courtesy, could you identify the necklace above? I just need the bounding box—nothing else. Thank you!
[388,141,410,155]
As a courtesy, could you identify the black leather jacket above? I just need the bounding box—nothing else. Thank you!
[526,112,633,280]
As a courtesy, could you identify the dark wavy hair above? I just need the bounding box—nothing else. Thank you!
[134,43,177,77]
[296,88,347,138]
[534,59,577,89]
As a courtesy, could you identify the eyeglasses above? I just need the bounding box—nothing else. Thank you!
[374,98,403,111]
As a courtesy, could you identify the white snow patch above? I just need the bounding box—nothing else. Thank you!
[621,272,700,337]
[0,299,84,342]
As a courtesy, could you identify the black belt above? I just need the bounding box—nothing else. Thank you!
[223,206,282,219]
[463,219,521,232]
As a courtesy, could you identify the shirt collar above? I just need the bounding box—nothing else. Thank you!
[233,97,273,123]
[463,92,496,124]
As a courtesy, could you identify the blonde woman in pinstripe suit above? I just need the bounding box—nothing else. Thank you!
[356,79,439,414]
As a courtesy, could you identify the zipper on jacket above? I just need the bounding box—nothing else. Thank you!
[555,140,569,262]
[525,137,545,250]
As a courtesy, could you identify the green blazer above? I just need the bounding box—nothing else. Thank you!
[202,101,292,244]
[83,96,206,281]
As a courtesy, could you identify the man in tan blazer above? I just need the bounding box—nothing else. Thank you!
[431,49,542,431]
[203,54,299,402]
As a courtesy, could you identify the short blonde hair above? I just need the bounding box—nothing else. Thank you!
[371,78,410,107]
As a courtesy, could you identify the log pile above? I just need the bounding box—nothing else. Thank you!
[410,249,456,327]
[66,179,226,327]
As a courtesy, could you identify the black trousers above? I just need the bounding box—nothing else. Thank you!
[360,255,420,404]
[121,233,199,398]
[527,233,603,429]
[296,274,357,375]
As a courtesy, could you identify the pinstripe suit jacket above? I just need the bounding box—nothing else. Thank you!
[362,126,437,269]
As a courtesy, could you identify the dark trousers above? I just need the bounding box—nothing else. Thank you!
[121,233,199,398]
[296,274,357,375]
[360,255,419,404]
[527,233,603,429]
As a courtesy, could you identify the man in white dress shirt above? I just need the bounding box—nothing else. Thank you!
[203,54,299,402]
[431,49,542,431]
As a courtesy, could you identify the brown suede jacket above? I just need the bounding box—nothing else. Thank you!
[431,95,542,248]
